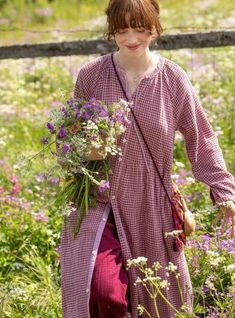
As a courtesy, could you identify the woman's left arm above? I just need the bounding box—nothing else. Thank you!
[172,65,235,235]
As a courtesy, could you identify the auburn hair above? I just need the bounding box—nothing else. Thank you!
[105,0,163,41]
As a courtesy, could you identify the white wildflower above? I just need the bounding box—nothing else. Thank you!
[185,177,195,183]
[166,262,178,273]
[135,276,142,284]
[159,280,170,289]
[137,304,145,315]
[206,250,224,267]
[206,250,220,257]
[165,230,183,238]
[175,161,185,168]
[225,263,235,273]
[146,268,154,276]
[181,303,190,313]
[205,275,216,291]
[175,131,183,142]
[152,261,161,271]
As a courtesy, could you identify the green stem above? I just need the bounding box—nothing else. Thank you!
[85,174,89,215]
[141,307,152,318]
[75,175,85,204]
[176,275,185,306]
[155,286,181,314]
[154,297,161,318]
[29,140,55,161]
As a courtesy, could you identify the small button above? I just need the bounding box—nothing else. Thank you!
[86,288,89,293]
[92,250,97,256]
[111,195,115,200]
[123,138,127,143]
[102,217,107,221]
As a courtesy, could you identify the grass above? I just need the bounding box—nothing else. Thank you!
[0,1,234,317]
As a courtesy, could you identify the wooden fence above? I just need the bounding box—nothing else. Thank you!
[0,29,235,60]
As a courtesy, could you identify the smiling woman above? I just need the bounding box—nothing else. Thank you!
[60,0,235,318]
[105,0,163,41]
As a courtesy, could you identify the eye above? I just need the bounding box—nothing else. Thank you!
[117,28,128,34]
[135,27,146,33]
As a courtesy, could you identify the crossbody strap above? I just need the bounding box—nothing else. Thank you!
[111,53,174,207]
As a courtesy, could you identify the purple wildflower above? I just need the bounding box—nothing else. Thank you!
[81,111,91,120]
[98,109,108,117]
[124,118,131,125]
[41,137,49,144]
[75,110,81,118]
[58,126,67,139]
[202,286,210,293]
[91,135,98,141]
[35,173,46,182]
[61,106,69,117]
[47,122,55,134]
[55,244,61,254]
[48,176,60,185]
[67,99,73,107]
[32,210,49,223]
[116,110,124,121]
[99,180,110,193]
[63,143,71,153]
[228,291,235,298]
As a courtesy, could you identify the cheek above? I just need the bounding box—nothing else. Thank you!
[114,34,124,44]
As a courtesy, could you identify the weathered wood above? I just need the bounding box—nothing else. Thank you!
[0,30,235,60]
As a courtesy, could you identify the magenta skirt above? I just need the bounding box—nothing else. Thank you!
[89,208,130,317]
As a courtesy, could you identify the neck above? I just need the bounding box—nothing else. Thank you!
[115,49,153,73]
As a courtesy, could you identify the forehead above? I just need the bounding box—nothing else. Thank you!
[111,8,153,30]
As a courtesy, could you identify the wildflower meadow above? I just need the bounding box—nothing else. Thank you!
[0,0,235,317]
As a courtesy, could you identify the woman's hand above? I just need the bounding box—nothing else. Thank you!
[87,142,107,161]
[213,201,235,237]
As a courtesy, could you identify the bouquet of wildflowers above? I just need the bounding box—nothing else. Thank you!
[36,93,130,235]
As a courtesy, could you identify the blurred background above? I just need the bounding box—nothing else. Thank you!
[0,1,235,317]
[0,0,235,45]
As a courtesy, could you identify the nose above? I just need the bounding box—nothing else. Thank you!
[126,29,139,44]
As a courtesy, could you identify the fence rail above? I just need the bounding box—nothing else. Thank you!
[0,29,235,60]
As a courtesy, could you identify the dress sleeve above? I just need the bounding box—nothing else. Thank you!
[173,66,235,204]
[73,66,92,99]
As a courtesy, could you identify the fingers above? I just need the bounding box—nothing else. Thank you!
[212,208,224,227]
[213,206,235,238]
[232,215,235,237]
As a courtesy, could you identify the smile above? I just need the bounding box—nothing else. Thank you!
[126,44,141,50]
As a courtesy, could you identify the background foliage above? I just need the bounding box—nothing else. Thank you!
[0,0,235,317]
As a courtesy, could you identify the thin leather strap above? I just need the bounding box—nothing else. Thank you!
[111,53,174,207]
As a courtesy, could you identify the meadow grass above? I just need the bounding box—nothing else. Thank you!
[0,1,235,317]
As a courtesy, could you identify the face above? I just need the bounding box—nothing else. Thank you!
[114,26,155,57]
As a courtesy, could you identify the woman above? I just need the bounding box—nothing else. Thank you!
[61,0,235,317]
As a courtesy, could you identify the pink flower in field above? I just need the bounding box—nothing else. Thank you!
[35,7,53,17]
[20,201,32,210]
[50,100,61,107]
[99,180,110,193]
[32,210,49,223]
[11,183,21,196]
[10,175,19,183]
[0,186,4,194]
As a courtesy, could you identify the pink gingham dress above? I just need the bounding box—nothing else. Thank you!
[60,53,235,318]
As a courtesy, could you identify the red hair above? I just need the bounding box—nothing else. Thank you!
[105,0,163,41]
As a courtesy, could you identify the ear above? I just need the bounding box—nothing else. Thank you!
[151,32,158,43]
[150,26,158,41]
